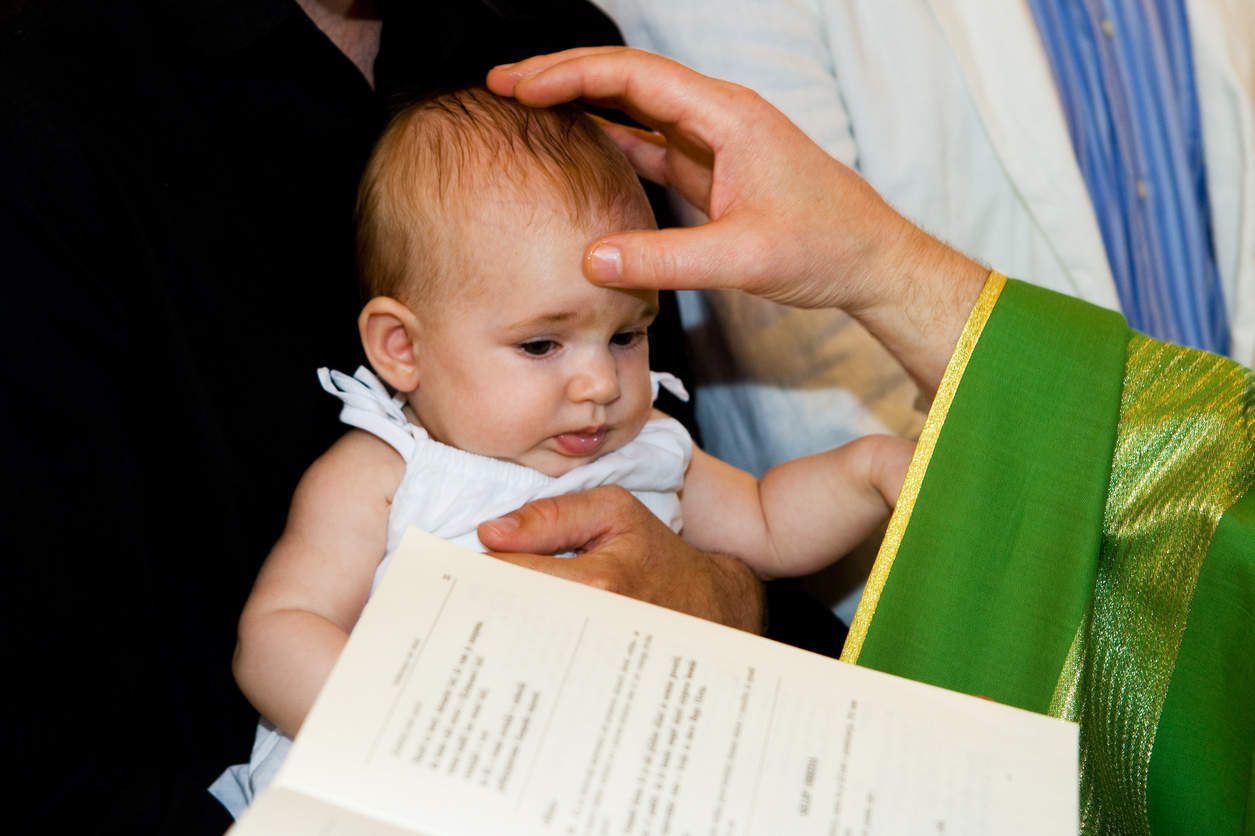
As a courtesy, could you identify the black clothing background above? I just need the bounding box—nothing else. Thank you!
[0,1,646,831]
[1,1,839,831]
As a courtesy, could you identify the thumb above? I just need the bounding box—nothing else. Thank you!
[584,225,758,293]
[478,489,620,555]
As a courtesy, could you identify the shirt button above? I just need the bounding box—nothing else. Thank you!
[1101,18,1116,38]
[1136,179,1150,200]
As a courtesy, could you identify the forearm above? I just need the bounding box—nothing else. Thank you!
[233,610,350,737]
[756,435,911,577]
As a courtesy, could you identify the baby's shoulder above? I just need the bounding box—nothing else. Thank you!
[300,429,407,499]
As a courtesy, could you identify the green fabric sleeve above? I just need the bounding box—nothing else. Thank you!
[854,279,1126,711]
[853,277,1255,833]
[1147,489,1255,835]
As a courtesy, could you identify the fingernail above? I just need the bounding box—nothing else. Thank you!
[481,515,519,536]
[491,61,516,71]
[586,244,623,284]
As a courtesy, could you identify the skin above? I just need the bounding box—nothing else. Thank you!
[484,46,989,394]
[232,11,769,732]
[401,203,659,479]
[234,183,911,738]
[287,5,770,652]
[294,0,381,87]
[477,48,990,614]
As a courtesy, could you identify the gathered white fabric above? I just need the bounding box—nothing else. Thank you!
[316,366,692,590]
[210,365,693,817]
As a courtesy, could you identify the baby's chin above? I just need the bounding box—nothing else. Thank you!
[524,451,606,479]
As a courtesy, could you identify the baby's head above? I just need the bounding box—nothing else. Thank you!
[355,87,660,477]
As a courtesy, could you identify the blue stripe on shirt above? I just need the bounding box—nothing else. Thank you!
[1028,0,1230,354]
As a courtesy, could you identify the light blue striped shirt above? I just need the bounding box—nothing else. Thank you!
[1028,0,1230,354]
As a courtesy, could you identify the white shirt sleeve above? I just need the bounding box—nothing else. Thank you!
[596,0,858,166]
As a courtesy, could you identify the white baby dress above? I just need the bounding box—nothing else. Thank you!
[209,365,693,816]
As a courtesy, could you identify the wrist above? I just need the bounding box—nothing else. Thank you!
[710,551,766,634]
[853,226,987,395]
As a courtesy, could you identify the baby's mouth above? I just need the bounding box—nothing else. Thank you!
[553,426,608,456]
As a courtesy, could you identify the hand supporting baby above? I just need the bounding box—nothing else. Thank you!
[479,485,767,633]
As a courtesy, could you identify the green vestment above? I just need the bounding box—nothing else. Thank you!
[843,274,1254,834]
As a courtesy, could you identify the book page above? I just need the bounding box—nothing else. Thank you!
[234,788,431,836]
[234,528,1077,835]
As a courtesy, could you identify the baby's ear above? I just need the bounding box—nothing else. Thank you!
[359,296,422,392]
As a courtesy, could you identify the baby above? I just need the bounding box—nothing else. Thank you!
[211,88,913,815]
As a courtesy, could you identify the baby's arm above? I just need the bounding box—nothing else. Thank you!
[681,433,914,580]
[232,429,404,738]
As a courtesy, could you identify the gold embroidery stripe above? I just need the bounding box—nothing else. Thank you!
[1048,335,1255,835]
[841,270,1007,663]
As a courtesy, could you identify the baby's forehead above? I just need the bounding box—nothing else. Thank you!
[434,214,657,316]
[435,177,651,262]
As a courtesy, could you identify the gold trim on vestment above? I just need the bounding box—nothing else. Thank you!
[841,270,1007,663]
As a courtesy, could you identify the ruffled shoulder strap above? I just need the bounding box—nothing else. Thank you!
[650,371,690,403]
[317,367,419,461]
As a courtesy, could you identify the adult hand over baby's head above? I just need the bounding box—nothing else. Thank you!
[488,47,884,311]
[487,47,988,394]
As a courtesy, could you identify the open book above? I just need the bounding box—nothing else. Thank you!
[231,529,1078,835]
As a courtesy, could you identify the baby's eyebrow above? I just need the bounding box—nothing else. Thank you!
[505,311,577,332]
[505,298,659,333]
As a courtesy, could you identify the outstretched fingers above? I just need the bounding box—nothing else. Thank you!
[486,46,626,97]
[488,47,727,142]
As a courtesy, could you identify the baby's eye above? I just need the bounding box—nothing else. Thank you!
[610,330,646,348]
[518,339,559,357]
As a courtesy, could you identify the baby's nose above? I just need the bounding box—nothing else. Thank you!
[567,354,620,405]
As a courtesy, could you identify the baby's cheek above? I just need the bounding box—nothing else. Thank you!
[627,386,659,430]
